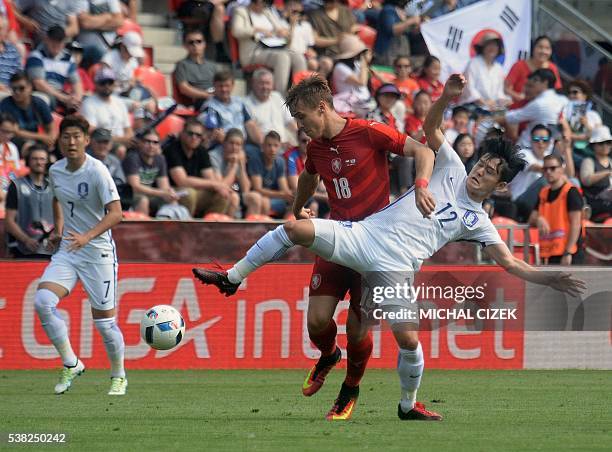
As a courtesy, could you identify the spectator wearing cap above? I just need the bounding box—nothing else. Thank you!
[199,70,264,157]
[0,72,55,150]
[25,25,83,111]
[580,126,612,221]
[244,68,298,147]
[81,66,133,158]
[87,128,126,192]
[0,15,21,95]
[13,0,86,43]
[529,153,584,265]
[162,118,231,217]
[460,32,510,108]
[499,69,568,148]
[174,28,216,110]
[367,83,403,131]
[77,0,124,68]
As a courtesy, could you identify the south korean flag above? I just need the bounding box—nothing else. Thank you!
[420,0,531,82]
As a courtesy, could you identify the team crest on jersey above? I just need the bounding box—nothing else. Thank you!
[462,210,479,227]
[77,182,89,199]
[311,274,321,290]
[331,158,342,174]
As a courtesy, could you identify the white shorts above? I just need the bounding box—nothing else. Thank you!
[40,251,118,311]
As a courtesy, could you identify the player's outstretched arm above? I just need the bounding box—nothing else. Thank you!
[423,74,466,152]
[484,243,586,297]
[65,200,123,252]
[292,170,320,219]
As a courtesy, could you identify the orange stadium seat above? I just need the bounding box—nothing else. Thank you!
[142,46,154,67]
[203,213,233,221]
[135,66,168,97]
[292,70,317,86]
[357,24,377,49]
[156,114,185,140]
[117,19,143,37]
[122,211,152,220]
[51,112,63,136]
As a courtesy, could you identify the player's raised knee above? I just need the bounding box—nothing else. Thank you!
[283,220,315,246]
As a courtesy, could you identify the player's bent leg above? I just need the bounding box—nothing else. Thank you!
[303,295,342,397]
[392,323,442,421]
[92,307,127,396]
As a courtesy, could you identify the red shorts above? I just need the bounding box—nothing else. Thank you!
[309,256,362,310]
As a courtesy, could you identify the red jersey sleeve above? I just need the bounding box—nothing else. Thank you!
[366,121,407,156]
[304,144,317,174]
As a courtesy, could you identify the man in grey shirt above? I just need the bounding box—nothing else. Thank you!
[14,0,87,43]
[87,128,127,192]
[174,29,216,109]
[77,0,124,67]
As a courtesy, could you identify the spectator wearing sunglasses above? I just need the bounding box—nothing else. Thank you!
[174,29,216,109]
[507,124,553,221]
[529,153,584,265]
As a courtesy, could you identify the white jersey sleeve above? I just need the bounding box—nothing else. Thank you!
[461,216,504,248]
[435,139,465,172]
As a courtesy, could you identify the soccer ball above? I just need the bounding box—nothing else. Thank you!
[140,305,186,350]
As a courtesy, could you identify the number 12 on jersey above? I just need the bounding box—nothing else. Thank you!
[332,177,352,199]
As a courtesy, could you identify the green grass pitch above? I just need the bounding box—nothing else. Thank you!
[1,369,610,451]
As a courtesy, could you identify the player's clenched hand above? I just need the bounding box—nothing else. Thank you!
[294,207,315,219]
[550,272,586,297]
[443,74,466,98]
[65,231,90,251]
[415,187,436,218]
[46,232,62,252]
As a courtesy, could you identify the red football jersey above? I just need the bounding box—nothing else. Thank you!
[305,118,407,221]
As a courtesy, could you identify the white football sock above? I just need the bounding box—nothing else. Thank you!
[227,225,294,284]
[397,342,424,412]
[34,289,77,367]
[94,317,126,378]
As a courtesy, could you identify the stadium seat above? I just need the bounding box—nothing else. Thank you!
[203,213,233,221]
[604,217,612,226]
[143,46,154,67]
[134,66,168,97]
[292,70,317,86]
[227,28,268,75]
[88,63,103,81]
[122,211,152,220]
[245,213,273,222]
[156,113,185,140]
[117,19,143,37]
[51,112,63,136]
[357,24,377,49]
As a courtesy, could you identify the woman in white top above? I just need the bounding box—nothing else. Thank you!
[231,0,306,94]
[461,32,510,109]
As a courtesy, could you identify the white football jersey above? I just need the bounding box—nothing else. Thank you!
[49,154,120,263]
[360,140,503,271]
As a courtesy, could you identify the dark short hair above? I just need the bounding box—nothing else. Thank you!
[528,68,556,89]
[285,75,333,112]
[531,35,552,55]
[47,25,66,42]
[452,106,470,117]
[531,124,551,137]
[393,55,411,66]
[567,79,592,98]
[453,133,474,150]
[59,114,90,135]
[422,55,440,70]
[544,153,564,166]
[183,117,204,131]
[26,144,49,167]
[213,70,234,84]
[0,112,17,125]
[224,128,244,143]
[264,130,281,142]
[479,138,527,183]
[9,71,29,85]
[183,28,205,43]
[413,90,431,102]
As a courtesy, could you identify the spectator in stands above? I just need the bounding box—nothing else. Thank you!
[174,28,216,109]
[174,0,225,62]
[373,0,421,66]
[444,105,470,144]
[508,124,552,221]
[123,129,178,216]
[501,69,568,148]
[367,83,403,132]
[0,72,55,150]
[564,79,603,165]
[430,0,479,18]
[0,0,26,58]
[4,145,53,258]
[244,68,298,147]
[67,41,95,94]
[529,153,584,265]
[0,16,21,95]
[505,36,562,107]
[461,32,510,108]
[200,70,264,155]
[416,55,443,102]
[309,0,357,60]
[580,126,611,222]
[25,25,83,112]
[284,128,308,192]
[284,0,319,72]
[14,0,85,43]
[162,118,231,218]
[87,128,128,200]
[81,67,133,158]
[393,55,419,115]
[77,0,124,68]
[231,0,306,95]
[404,90,431,144]
[452,133,477,173]
[209,128,265,219]
[120,0,137,21]
[332,35,374,117]
[247,130,292,218]
[0,112,22,207]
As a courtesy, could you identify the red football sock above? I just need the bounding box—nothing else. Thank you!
[344,334,373,387]
[309,320,337,357]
